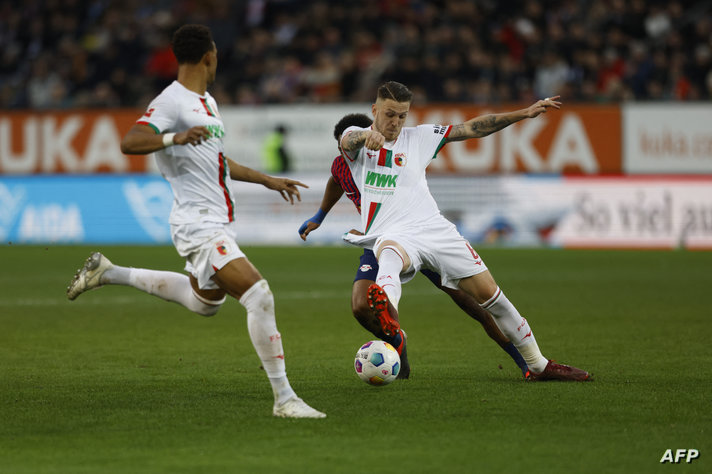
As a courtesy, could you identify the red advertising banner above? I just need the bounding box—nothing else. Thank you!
[1,105,622,175]
[0,110,149,174]
[409,104,622,175]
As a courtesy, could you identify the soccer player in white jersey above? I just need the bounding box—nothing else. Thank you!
[299,113,529,380]
[339,81,590,381]
[66,24,326,417]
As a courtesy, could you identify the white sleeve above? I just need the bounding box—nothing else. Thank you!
[416,124,452,163]
[135,93,178,134]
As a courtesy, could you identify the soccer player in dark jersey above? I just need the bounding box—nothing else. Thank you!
[299,113,529,379]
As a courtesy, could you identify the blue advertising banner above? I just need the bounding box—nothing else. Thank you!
[0,175,172,244]
[3,174,710,249]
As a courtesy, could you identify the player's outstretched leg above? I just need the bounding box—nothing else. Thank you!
[237,278,326,419]
[273,397,327,418]
[67,252,112,300]
[526,360,591,382]
[367,283,400,337]
[421,270,529,377]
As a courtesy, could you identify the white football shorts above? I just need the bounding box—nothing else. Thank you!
[171,220,246,290]
[373,217,489,289]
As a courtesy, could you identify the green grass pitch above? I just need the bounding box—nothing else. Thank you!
[0,245,710,473]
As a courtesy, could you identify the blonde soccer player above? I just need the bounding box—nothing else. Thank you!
[338,81,590,381]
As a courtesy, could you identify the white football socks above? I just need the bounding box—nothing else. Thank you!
[375,246,405,310]
[102,266,223,316]
[481,287,548,373]
[239,279,296,405]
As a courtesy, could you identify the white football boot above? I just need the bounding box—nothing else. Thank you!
[66,252,113,300]
[273,397,326,419]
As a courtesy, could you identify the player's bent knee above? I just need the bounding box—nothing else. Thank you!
[239,279,275,315]
[196,302,221,317]
[458,271,499,304]
[190,290,225,317]
[375,240,411,270]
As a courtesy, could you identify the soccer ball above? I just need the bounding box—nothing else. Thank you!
[354,340,401,386]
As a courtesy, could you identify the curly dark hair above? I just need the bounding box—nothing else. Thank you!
[377,81,413,103]
[333,113,373,140]
[171,24,214,64]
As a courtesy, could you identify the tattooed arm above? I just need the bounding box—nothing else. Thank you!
[340,129,386,152]
[446,96,562,142]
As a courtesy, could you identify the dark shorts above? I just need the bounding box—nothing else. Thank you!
[354,249,379,282]
[354,249,442,288]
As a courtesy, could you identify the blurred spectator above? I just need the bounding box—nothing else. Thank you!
[534,50,570,98]
[26,54,63,108]
[0,0,710,109]
[261,124,292,173]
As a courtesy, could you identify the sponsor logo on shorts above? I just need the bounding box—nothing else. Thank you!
[394,153,406,167]
[359,264,372,272]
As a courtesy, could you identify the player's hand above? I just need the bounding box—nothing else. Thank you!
[299,221,321,241]
[265,177,308,204]
[299,209,327,241]
[363,130,385,151]
[526,96,561,118]
[174,126,211,146]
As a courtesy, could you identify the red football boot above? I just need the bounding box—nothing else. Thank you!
[526,360,592,381]
[367,283,400,337]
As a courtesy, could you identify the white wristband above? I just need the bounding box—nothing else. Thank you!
[162,133,176,147]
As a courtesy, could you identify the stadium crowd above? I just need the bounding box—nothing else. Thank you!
[1,0,710,109]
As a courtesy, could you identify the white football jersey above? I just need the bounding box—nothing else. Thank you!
[341,124,451,236]
[136,80,234,225]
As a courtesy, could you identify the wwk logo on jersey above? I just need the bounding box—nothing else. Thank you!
[365,171,397,188]
[205,124,225,139]
[364,171,398,196]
